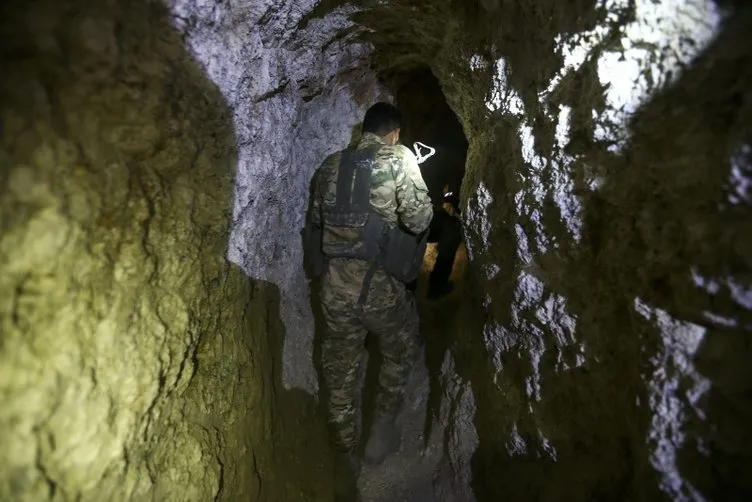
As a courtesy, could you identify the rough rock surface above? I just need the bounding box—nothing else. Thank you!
[165,0,388,394]
[355,0,752,500]
[0,0,280,500]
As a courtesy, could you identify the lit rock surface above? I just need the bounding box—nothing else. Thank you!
[0,0,321,500]
[165,0,388,394]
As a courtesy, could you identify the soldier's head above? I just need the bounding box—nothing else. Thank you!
[363,102,402,146]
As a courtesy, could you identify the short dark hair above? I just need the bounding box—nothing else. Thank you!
[362,102,402,136]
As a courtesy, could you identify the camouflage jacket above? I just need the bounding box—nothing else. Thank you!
[310,132,434,292]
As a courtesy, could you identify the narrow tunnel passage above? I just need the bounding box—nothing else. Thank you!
[1,0,751,501]
[389,65,470,300]
[354,65,472,501]
[389,66,468,204]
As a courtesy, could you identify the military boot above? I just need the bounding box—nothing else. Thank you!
[363,417,401,465]
[333,451,361,502]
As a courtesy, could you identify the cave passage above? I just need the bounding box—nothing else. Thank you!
[2,0,751,501]
[390,66,469,203]
[389,65,469,303]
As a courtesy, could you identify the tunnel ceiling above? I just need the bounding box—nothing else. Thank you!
[1,0,751,501]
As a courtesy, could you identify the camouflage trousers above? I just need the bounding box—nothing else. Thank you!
[319,260,420,453]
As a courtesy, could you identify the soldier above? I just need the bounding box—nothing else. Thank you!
[403,185,462,299]
[305,102,433,501]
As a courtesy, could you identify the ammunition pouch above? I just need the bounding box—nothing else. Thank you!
[381,224,428,283]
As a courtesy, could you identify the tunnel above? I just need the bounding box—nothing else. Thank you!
[1,0,751,501]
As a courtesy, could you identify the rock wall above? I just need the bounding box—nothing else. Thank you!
[355,0,752,500]
[0,0,283,500]
[164,0,388,394]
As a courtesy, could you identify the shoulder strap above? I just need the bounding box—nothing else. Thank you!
[333,145,382,213]
[334,148,356,212]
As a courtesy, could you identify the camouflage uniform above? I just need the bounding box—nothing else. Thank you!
[311,132,434,453]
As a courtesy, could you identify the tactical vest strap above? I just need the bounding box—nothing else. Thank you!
[334,146,381,214]
[334,148,355,212]
[352,166,372,212]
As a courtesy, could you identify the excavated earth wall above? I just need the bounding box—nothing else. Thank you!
[0,0,270,499]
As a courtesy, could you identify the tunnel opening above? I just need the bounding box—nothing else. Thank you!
[388,65,469,205]
[386,64,471,299]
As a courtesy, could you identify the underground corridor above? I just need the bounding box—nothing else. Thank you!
[1,0,751,501]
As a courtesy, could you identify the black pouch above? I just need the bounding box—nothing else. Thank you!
[381,226,429,283]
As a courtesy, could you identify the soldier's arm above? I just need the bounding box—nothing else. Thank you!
[392,145,434,233]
